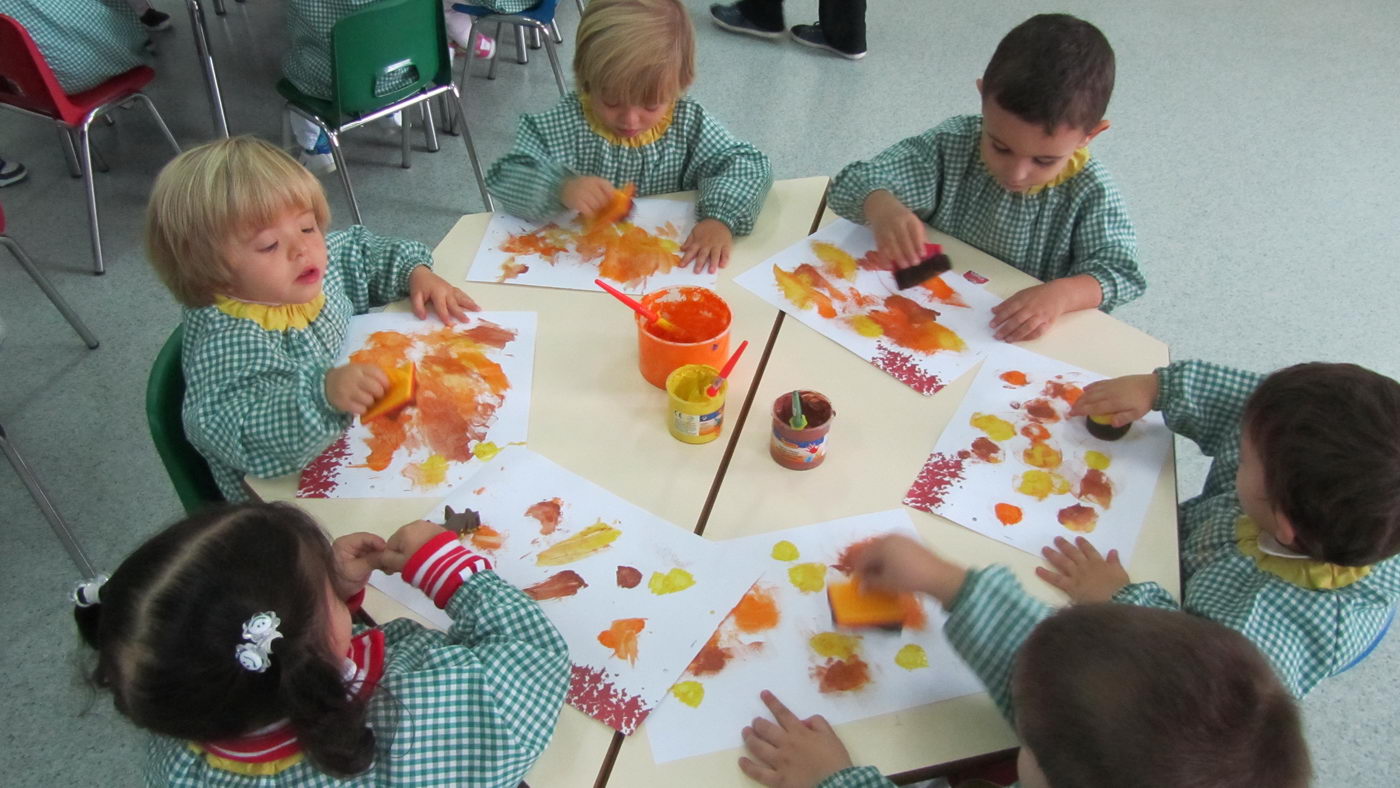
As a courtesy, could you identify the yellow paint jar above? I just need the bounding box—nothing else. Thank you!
[665,364,725,444]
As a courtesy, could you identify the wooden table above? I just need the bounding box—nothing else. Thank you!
[245,177,832,787]
[603,213,1180,785]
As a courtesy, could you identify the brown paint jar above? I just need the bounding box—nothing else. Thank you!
[770,391,834,470]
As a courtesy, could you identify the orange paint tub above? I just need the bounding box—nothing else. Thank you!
[636,286,731,389]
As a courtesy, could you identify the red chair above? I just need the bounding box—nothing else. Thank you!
[0,14,181,275]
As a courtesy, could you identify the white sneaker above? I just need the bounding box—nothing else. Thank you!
[298,150,337,175]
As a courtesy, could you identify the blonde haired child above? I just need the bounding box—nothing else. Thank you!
[74,502,569,784]
[146,136,478,502]
[486,0,773,273]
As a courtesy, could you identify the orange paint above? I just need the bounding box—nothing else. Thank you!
[500,226,569,259]
[1023,398,1060,422]
[645,297,728,344]
[597,618,646,665]
[1078,468,1114,508]
[1020,422,1051,442]
[732,586,780,633]
[1023,441,1063,470]
[589,183,636,228]
[523,570,587,600]
[773,264,845,319]
[687,632,732,676]
[362,362,416,422]
[970,436,1003,463]
[526,498,563,535]
[500,194,684,288]
[995,502,1023,525]
[1057,504,1099,532]
[999,370,1029,386]
[361,410,410,471]
[814,656,872,693]
[636,286,731,389]
[470,524,504,552]
[1044,380,1083,406]
[920,274,968,307]
[496,258,529,282]
[867,295,968,355]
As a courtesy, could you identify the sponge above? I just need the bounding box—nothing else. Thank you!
[893,243,952,290]
[827,577,920,631]
[362,362,416,423]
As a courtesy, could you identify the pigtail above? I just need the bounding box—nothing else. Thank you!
[280,646,376,777]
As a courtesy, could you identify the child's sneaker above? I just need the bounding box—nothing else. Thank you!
[140,9,172,31]
[298,130,336,175]
[709,4,783,39]
[790,23,866,60]
[0,157,28,187]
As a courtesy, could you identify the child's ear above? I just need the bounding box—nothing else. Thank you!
[975,78,984,97]
[1273,511,1299,549]
[1080,119,1111,146]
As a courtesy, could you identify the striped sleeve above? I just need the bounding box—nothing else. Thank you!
[942,566,1053,722]
[402,532,494,608]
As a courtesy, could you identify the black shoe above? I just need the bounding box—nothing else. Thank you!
[709,4,783,40]
[140,9,172,31]
[790,23,866,60]
[0,158,28,187]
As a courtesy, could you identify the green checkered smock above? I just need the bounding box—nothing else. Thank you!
[828,114,1145,312]
[181,226,430,502]
[1112,360,1400,697]
[146,571,571,786]
[818,566,1044,788]
[485,93,773,235]
[0,0,145,94]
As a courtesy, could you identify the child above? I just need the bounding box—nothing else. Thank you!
[738,535,1310,788]
[74,502,570,784]
[486,0,774,274]
[1041,361,1400,698]
[145,137,478,503]
[828,14,1144,342]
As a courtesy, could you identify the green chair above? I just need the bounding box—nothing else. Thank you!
[146,325,224,514]
[277,0,493,224]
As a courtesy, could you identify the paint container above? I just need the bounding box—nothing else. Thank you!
[636,286,731,389]
[770,391,834,470]
[666,364,726,444]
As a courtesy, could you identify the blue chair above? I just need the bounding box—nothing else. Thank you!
[1335,607,1396,675]
[453,1,568,97]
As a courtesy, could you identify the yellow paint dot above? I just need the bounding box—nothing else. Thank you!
[1016,470,1072,501]
[847,315,884,337]
[1084,450,1111,470]
[895,644,929,670]
[1023,442,1063,469]
[787,562,826,593]
[473,441,502,461]
[647,568,696,595]
[970,413,1015,441]
[403,454,449,487]
[770,540,800,561]
[671,681,704,708]
[809,632,861,660]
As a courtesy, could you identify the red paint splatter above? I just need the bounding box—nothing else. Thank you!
[616,566,642,588]
[1024,398,1060,422]
[1057,504,1099,532]
[873,345,946,395]
[526,497,563,535]
[296,433,353,498]
[970,436,1003,463]
[1078,469,1114,508]
[687,632,734,677]
[904,452,967,511]
[963,270,990,285]
[999,370,1029,386]
[523,570,587,601]
[833,538,879,574]
[567,663,651,734]
[813,656,872,693]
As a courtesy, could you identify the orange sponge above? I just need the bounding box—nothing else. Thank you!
[362,362,416,422]
[827,577,923,631]
[590,182,636,227]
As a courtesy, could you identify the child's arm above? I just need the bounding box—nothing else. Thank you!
[330,225,434,311]
[828,130,943,267]
[486,113,577,222]
[1063,180,1144,313]
[681,108,774,238]
[739,691,878,788]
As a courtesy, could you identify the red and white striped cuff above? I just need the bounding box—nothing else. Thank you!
[401,532,493,608]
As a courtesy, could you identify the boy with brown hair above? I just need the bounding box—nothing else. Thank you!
[829,14,1144,342]
[738,535,1310,788]
[1043,361,1400,697]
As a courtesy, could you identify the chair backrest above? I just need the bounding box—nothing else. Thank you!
[0,14,70,120]
[331,0,449,120]
[146,325,224,514]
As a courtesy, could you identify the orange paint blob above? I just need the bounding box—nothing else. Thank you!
[597,618,646,665]
[1078,468,1115,509]
[999,370,1029,386]
[687,632,733,677]
[645,296,728,344]
[814,656,872,693]
[920,274,968,307]
[732,586,780,633]
[501,195,683,288]
[1023,398,1060,422]
[1045,380,1083,406]
[970,436,1003,463]
[995,502,1023,525]
[1057,504,1099,532]
[523,570,587,601]
[496,258,529,282]
[526,498,563,535]
[1020,422,1052,442]
[470,525,504,552]
[867,295,968,355]
[812,241,859,281]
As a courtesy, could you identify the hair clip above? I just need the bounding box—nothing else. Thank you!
[235,612,283,673]
[71,574,109,608]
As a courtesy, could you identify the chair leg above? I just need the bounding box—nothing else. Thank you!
[214,0,226,15]
[76,123,105,275]
[439,92,458,136]
[56,126,81,178]
[451,84,493,213]
[528,27,543,50]
[514,25,528,65]
[1,236,100,349]
[488,23,503,79]
[550,20,563,44]
[0,424,99,579]
[543,36,567,97]
[400,112,412,169]
[325,131,363,224]
[131,93,182,156]
[575,0,586,14]
[421,101,440,152]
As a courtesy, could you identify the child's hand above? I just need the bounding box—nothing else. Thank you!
[851,534,967,608]
[561,175,616,216]
[409,265,479,325]
[332,532,389,599]
[380,519,451,574]
[990,281,1071,341]
[1070,373,1158,427]
[864,190,926,269]
[325,363,389,415]
[1037,536,1130,603]
[681,218,732,274]
[739,690,853,788]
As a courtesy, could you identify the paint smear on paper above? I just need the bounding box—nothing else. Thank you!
[1057,504,1099,532]
[472,440,526,461]
[921,275,968,307]
[402,454,449,488]
[647,568,696,595]
[770,540,800,561]
[810,632,861,660]
[774,263,843,319]
[687,632,733,677]
[963,270,990,285]
[905,452,968,510]
[616,565,642,588]
[523,570,588,601]
[298,434,353,497]
[536,522,621,566]
[469,524,504,552]
[671,681,705,708]
[895,644,929,670]
[873,346,946,395]
[1044,380,1083,406]
[814,657,872,693]
[971,413,1015,441]
[567,664,650,734]
[812,241,858,281]
[868,295,967,354]
[788,563,827,593]
[999,370,1029,386]
[1084,451,1111,470]
[597,618,646,665]
[501,218,682,288]
[733,586,780,633]
[1021,422,1051,442]
[1078,469,1114,508]
[847,314,884,337]
[1023,441,1063,469]
[970,436,1003,463]
[1023,398,1060,422]
[1017,470,1072,500]
[995,502,1023,526]
[526,497,563,535]
[496,258,529,282]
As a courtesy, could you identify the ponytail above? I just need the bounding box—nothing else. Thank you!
[280,639,375,776]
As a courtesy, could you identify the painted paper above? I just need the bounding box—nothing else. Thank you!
[296,312,535,498]
[368,447,764,734]
[468,199,707,294]
[904,344,1171,563]
[644,511,983,763]
[734,218,1002,395]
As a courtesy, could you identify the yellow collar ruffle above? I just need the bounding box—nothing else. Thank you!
[580,93,675,148]
[214,293,325,331]
[1235,516,1371,590]
[1022,147,1091,195]
[187,745,303,777]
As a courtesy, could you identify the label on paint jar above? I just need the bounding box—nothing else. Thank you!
[771,429,827,464]
[672,408,723,440]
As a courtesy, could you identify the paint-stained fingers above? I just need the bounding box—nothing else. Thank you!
[737,756,779,787]
[759,690,803,730]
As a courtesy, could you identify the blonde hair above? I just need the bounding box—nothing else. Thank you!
[573,0,696,106]
[145,136,330,308]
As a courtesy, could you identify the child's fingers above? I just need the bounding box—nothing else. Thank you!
[1051,536,1088,565]
[1075,537,1104,563]
[1106,549,1123,568]
[737,756,778,786]
[749,716,786,747]
[457,289,481,312]
[432,293,455,325]
[718,246,730,269]
[1040,544,1078,575]
[411,289,428,320]
[759,689,802,730]
[806,714,834,734]
[1035,566,1072,592]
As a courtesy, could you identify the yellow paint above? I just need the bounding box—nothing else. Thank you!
[809,632,861,660]
[403,454,449,488]
[666,364,724,445]
[1084,450,1111,470]
[472,440,525,461]
[1023,442,1063,469]
[812,241,858,280]
[970,413,1015,441]
[1089,414,1115,425]
[770,540,800,561]
[647,568,696,595]
[536,522,621,566]
[671,681,705,708]
[895,644,929,670]
[847,314,884,337]
[787,562,827,592]
[1016,470,1072,501]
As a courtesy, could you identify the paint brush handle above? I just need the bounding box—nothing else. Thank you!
[705,340,749,398]
[593,278,678,333]
[790,390,807,429]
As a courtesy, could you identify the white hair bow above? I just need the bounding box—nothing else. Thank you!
[235,612,283,673]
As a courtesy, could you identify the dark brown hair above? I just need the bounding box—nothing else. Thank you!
[74,503,375,777]
[982,14,1115,134]
[1243,362,1400,566]
[1013,604,1310,788]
